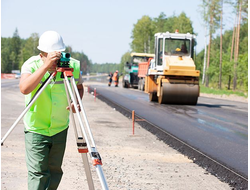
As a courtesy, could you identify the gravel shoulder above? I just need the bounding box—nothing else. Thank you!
[200,93,248,103]
[1,83,233,190]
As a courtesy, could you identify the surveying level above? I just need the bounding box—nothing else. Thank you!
[1,65,109,190]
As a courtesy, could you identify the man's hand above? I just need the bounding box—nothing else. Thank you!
[43,51,61,73]
[66,103,81,113]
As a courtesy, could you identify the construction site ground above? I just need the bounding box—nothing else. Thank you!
[1,81,233,190]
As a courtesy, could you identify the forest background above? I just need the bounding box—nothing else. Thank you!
[1,0,248,96]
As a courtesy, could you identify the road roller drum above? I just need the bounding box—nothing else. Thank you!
[158,82,199,105]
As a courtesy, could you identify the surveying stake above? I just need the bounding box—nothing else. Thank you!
[1,52,109,190]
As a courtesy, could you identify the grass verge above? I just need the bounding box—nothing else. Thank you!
[200,85,248,98]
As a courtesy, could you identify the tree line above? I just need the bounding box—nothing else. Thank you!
[90,63,120,74]
[197,0,248,92]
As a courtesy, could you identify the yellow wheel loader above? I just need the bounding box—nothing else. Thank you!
[145,31,200,105]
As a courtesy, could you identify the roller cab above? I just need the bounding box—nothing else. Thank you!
[145,31,200,105]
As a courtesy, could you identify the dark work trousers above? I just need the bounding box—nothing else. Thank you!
[25,128,68,190]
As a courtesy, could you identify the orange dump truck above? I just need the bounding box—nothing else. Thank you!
[138,58,154,91]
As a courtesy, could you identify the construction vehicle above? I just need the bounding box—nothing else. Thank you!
[138,57,154,91]
[144,31,200,105]
[122,53,154,88]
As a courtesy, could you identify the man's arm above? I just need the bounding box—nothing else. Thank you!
[19,66,49,95]
[19,52,61,94]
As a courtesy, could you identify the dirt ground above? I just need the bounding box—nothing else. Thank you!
[1,84,233,190]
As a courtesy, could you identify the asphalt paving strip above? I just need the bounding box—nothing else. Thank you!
[88,86,248,190]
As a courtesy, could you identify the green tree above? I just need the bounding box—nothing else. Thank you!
[1,37,12,73]
[131,15,155,53]
[131,13,195,55]
[90,63,119,74]
[21,33,40,67]
[172,12,194,34]
[153,12,167,33]
[10,28,22,71]
[200,0,221,87]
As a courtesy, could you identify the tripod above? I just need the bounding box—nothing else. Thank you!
[1,67,109,190]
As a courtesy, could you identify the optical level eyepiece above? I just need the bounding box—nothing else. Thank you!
[61,52,71,59]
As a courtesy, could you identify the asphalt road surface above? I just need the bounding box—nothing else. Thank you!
[86,79,248,178]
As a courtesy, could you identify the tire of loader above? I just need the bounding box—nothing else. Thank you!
[138,79,141,90]
[123,80,128,88]
[140,83,143,91]
[141,84,144,91]
[149,92,158,102]
[158,82,199,105]
[141,79,145,91]
[140,79,145,91]
[142,82,145,91]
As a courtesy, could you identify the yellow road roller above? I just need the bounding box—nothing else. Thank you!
[145,31,200,105]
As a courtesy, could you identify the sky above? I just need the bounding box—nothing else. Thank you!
[1,0,235,64]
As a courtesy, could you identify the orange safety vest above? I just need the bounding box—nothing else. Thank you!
[112,72,118,82]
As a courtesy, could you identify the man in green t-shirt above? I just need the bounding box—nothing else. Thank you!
[20,31,84,190]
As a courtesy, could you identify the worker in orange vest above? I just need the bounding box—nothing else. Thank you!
[112,70,119,87]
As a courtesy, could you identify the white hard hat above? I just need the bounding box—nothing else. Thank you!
[37,31,66,52]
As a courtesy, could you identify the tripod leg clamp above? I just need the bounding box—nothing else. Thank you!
[91,152,102,166]
[77,137,88,153]
[78,148,88,153]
